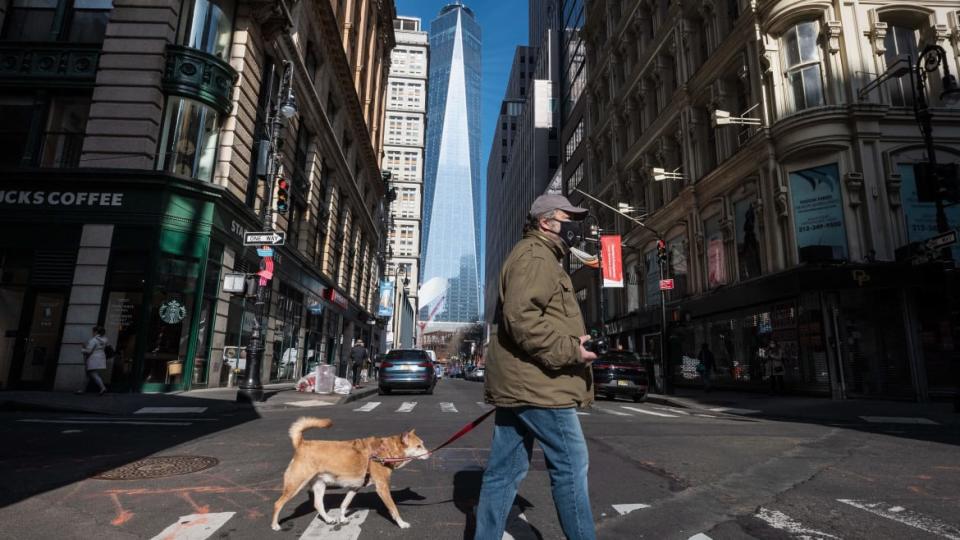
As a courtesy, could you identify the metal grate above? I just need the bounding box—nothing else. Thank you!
[31,251,77,286]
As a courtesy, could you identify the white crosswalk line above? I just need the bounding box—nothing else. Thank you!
[288,400,334,408]
[397,402,417,413]
[354,401,381,412]
[576,411,590,416]
[612,503,650,515]
[135,407,207,414]
[299,509,369,540]
[838,499,960,539]
[755,507,840,539]
[651,405,690,415]
[477,401,494,409]
[19,419,192,426]
[440,402,458,413]
[708,407,760,415]
[688,534,713,540]
[598,407,632,417]
[621,406,678,418]
[694,413,718,418]
[149,512,234,540]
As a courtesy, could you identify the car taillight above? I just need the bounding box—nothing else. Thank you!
[381,362,393,368]
[418,362,432,368]
[593,363,611,370]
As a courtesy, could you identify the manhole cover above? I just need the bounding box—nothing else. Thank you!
[94,456,219,480]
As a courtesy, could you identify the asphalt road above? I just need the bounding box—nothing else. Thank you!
[1,379,958,540]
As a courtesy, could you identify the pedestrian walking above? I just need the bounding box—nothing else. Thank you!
[76,325,110,395]
[698,343,715,393]
[349,339,369,387]
[477,194,597,540]
[766,340,785,394]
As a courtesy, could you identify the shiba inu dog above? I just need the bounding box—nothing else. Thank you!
[271,417,429,530]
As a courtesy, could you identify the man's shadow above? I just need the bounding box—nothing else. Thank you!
[453,470,543,540]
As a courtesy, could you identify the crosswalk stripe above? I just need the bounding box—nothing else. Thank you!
[440,402,458,413]
[149,512,234,540]
[299,509,369,539]
[621,406,678,418]
[135,407,208,414]
[19,419,192,426]
[708,407,760,415]
[576,411,590,416]
[598,407,632,417]
[755,508,840,539]
[354,402,381,412]
[688,534,713,540]
[397,402,417,413]
[651,406,690,415]
[838,499,960,539]
[612,503,650,515]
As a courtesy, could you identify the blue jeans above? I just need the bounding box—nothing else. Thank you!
[474,407,595,540]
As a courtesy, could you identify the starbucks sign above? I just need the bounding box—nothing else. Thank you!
[159,299,187,324]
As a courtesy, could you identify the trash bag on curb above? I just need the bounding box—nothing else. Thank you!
[334,377,353,395]
[295,373,316,393]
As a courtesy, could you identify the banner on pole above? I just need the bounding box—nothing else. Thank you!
[378,280,395,318]
[600,235,624,288]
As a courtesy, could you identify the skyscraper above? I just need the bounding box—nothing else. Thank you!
[421,2,482,324]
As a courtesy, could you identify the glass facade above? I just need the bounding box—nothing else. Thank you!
[421,4,482,323]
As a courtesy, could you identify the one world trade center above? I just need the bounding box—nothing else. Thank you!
[420,2,482,324]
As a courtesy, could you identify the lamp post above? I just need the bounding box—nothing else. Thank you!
[573,187,680,394]
[581,214,606,335]
[237,61,297,403]
[391,266,409,348]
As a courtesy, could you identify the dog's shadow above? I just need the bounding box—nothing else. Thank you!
[282,486,426,528]
[453,470,542,540]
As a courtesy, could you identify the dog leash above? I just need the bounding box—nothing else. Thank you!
[371,407,496,464]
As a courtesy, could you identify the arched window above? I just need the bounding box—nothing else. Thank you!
[882,25,918,106]
[781,21,824,111]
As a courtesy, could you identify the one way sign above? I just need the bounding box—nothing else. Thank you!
[244,231,286,246]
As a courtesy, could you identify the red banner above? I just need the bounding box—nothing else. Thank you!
[600,235,624,288]
[323,288,349,309]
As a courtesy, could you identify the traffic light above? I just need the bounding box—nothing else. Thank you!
[657,239,667,263]
[275,176,290,214]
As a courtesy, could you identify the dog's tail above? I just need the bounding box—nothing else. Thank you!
[288,417,332,448]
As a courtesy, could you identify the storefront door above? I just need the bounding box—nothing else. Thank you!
[9,291,67,389]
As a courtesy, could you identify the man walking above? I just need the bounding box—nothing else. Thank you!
[349,339,368,387]
[476,194,598,540]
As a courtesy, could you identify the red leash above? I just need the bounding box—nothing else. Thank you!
[371,407,496,464]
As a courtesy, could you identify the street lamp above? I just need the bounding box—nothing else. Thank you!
[651,167,686,182]
[711,105,763,127]
[237,60,296,404]
[573,188,673,395]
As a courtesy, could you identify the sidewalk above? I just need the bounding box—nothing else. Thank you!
[646,387,960,426]
[0,383,378,416]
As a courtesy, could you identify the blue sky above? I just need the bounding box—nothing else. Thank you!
[396,0,528,268]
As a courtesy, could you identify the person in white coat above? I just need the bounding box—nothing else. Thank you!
[76,325,109,395]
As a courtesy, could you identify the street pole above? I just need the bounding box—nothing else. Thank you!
[658,254,671,395]
[912,47,952,246]
[237,61,295,404]
[587,215,605,335]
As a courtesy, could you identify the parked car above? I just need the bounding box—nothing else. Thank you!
[465,366,484,381]
[592,351,648,402]
[378,349,436,395]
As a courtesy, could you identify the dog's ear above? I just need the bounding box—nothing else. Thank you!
[401,431,409,444]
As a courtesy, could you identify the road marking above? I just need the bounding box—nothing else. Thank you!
[694,414,718,418]
[62,416,219,422]
[299,509,369,539]
[598,407,632,417]
[476,401,493,408]
[621,406,678,418]
[287,400,335,407]
[135,407,207,414]
[755,507,840,539]
[502,510,537,540]
[19,419,192,426]
[440,402,458,413]
[651,406,690,415]
[708,407,760,415]
[149,512,234,540]
[838,499,960,539]
[397,402,417,413]
[612,503,650,515]
[859,416,939,425]
[354,402,381,412]
[576,411,590,416]
[688,534,713,540]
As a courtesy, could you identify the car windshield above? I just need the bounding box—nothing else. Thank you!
[385,350,429,361]
[599,352,642,364]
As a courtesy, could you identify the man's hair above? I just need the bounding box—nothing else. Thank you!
[523,209,558,233]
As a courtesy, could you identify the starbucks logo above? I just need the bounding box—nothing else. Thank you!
[159,299,187,324]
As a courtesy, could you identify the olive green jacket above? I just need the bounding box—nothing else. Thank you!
[484,230,594,408]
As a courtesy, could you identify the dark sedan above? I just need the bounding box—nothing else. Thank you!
[378,349,436,395]
[592,351,649,402]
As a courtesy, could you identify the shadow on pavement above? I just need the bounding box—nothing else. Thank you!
[0,393,261,509]
[279,487,426,529]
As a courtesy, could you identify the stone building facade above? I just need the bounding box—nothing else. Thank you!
[0,0,396,392]
[576,0,960,401]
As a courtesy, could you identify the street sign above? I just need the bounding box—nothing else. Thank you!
[243,231,285,246]
[926,230,958,250]
[256,247,274,257]
[659,279,675,291]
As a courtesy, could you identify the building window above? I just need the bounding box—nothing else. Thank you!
[157,96,220,181]
[788,163,847,262]
[0,94,90,168]
[2,0,112,43]
[734,198,762,280]
[782,21,825,111]
[882,25,918,106]
[177,0,234,61]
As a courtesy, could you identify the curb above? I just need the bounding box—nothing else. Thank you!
[339,386,379,404]
[645,394,694,410]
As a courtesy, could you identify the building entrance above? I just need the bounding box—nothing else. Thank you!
[8,290,67,389]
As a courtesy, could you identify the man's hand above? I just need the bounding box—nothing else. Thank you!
[579,335,598,363]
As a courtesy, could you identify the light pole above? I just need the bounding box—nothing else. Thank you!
[582,214,605,334]
[237,61,297,403]
[391,266,409,348]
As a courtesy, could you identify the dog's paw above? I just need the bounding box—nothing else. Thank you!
[319,514,334,524]
[397,519,411,529]
[271,523,281,531]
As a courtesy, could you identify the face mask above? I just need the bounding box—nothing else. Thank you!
[552,219,582,248]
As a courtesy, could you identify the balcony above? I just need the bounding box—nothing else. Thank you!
[0,43,100,87]
[162,45,238,115]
